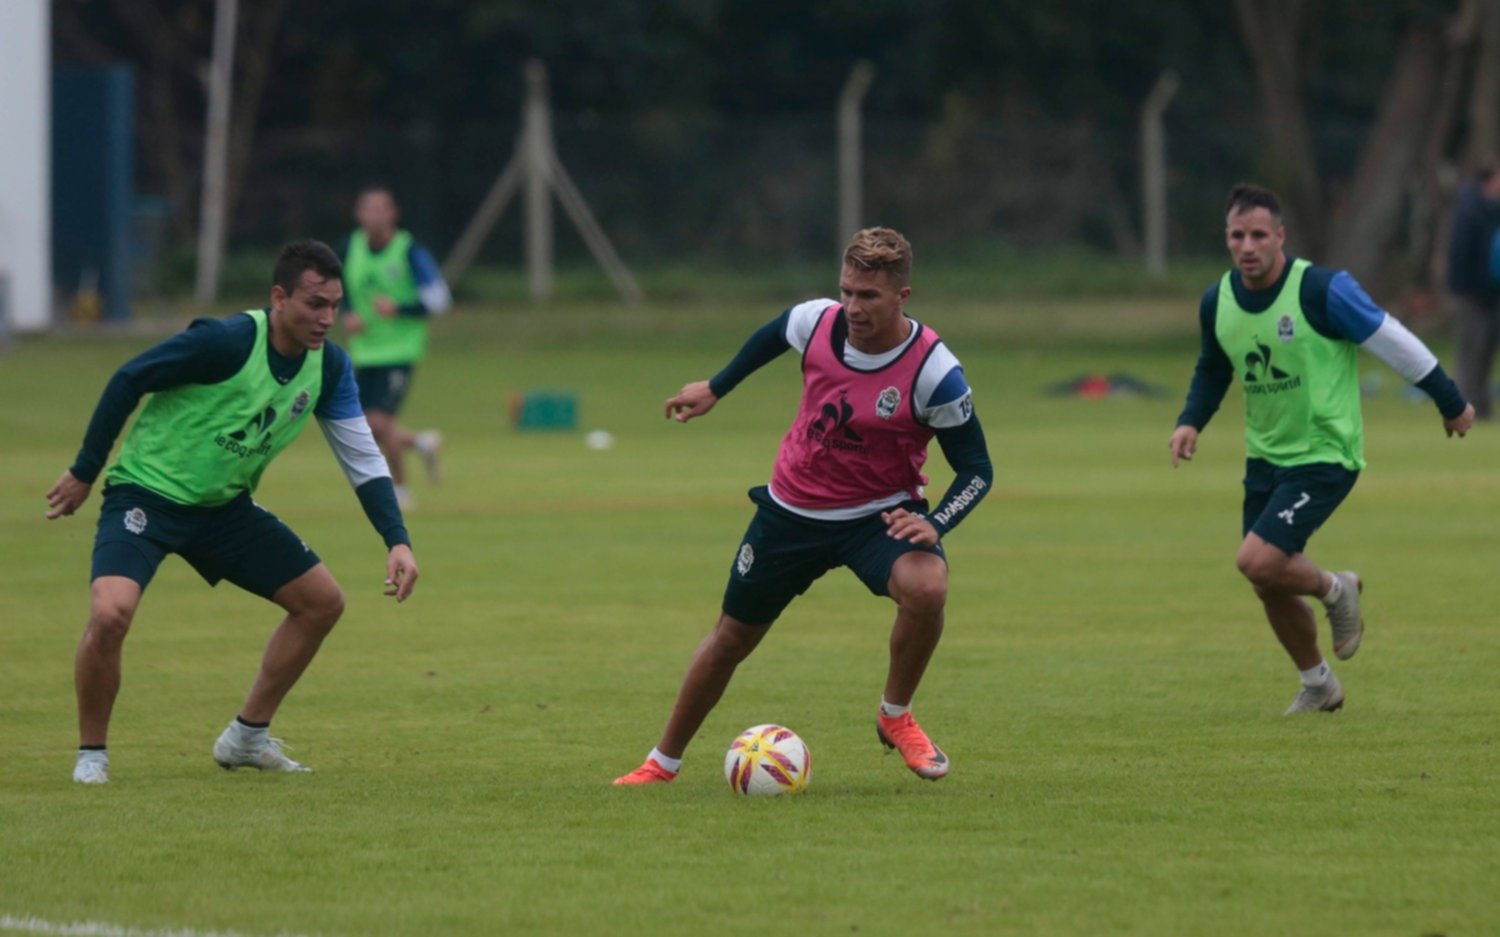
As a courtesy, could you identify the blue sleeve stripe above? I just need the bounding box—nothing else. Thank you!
[927,366,971,407]
[1326,272,1387,343]
[316,345,365,420]
[408,245,443,287]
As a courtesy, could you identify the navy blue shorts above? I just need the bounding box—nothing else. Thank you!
[1242,459,1359,556]
[722,486,946,627]
[91,484,321,599]
[355,364,415,415]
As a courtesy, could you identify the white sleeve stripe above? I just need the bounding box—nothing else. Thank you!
[1362,313,1438,383]
[914,345,973,429]
[913,343,962,409]
[419,280,452,315]
[785,299,835,353]
[318,416,391,488]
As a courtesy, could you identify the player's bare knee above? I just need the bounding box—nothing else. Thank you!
[897,577,948,616]
[366,413,395,444]
[86,600,135,644]
[310,587,345,629]
[709,615,763,664]
[1236,547,1286,590]
[890,560,948,616]
[286,584,344,631]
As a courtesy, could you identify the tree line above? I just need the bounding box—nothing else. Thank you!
[53,0,1499,291]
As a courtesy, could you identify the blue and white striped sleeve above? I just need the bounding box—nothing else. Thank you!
[315,348,390,487]
[913,344,974,428]
[1327,272,1467,417]
[409,244,452,315]
[315,346,409,546]
[1327,272,1437,382]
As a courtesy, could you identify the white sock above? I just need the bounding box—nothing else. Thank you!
[1300,661,1330,688]
[880,699,911,718]
[1321,573,1343,605]
[648,748,682,773]
[231,717,269,747]
[76,748,108,764]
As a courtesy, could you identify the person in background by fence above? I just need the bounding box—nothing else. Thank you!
[1170,184,1473,716]
[1445,162,1500,420]
[340,184,452,508]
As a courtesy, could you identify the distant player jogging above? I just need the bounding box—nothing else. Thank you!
[340,184,452,508]
[615,227,993,785]
[46,240,419,784]
[1169,184,1474,714]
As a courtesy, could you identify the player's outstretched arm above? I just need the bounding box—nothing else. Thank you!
[665,381,719,423]
[1445,403,1476,438]
[1169,425,1199,467]
[45,470,93,519]
[384,544,418,601]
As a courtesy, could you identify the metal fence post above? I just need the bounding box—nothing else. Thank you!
[838,61,876,251]
[1141,70,1180,280]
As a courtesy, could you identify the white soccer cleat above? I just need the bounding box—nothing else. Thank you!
[1285,671,1345,714]
[1324,571,1364,661]
[413,430,443,485]
[73,751,109,785]
[213,724,312,773]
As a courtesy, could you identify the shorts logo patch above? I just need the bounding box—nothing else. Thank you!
[876,386,901,420]
[736,543,755,576]
[290,390,311,419]
[1277,315,1295,343]
[123,507,148,535]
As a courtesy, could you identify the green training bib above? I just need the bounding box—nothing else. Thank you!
[344,229,428,367]
[1214,259,1364,470]
[108,310,324,505]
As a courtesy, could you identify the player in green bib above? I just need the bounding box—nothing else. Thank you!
[340,185,451,508]
[1170,185,1474,715]
[45,241,420,784]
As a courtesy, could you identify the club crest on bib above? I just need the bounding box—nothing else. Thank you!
[876,386,902,420]
[123,507,148,535]
[290,390,311,419]
[1277,314,1295,343]
[736,543,755,575]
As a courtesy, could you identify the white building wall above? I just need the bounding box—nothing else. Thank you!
[0,0,51,332]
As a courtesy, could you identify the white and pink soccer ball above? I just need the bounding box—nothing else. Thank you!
[724,724,811,796]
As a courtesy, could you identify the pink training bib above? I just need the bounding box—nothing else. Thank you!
[769,305,941,510]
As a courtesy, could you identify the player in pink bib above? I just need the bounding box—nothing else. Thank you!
[768,300,943,509]
[616,228,994,786]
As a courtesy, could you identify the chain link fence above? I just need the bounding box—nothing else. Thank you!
[231,109,1267,271]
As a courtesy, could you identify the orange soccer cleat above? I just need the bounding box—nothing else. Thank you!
[876,711,950,780]
[613,757,678,786]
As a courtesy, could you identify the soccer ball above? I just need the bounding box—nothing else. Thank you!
[724,724,811,796]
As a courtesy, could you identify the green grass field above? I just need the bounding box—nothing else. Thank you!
[2,295,1498,935]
